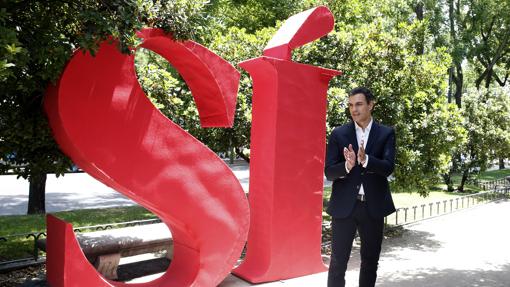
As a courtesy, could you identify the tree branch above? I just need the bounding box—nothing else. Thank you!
[494,71,509,86]
[481,17,495,43]
[474,30,510,89]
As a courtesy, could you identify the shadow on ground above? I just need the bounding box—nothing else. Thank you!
[377,263,510,287]
[383,228,442,255]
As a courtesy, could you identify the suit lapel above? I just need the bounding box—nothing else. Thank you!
[365,121,379,154]
[347,121,358,151]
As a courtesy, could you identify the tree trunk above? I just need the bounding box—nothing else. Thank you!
[229,147,235,164]
[27,172,47,214]
[447,67,453,103]
[457,169,469,193]
[414,1,425,55]
[448,0,463,107]
[499,157,506,170]
[414,1,424,55]
[442,172,455,192]
[453,64,463,107]
[235,147,250,163]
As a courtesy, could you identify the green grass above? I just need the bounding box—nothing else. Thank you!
[322,168,509,223]
[449,168,510,184]
[323,186,472,209]
[391,190,472,208]
[1,168,508,261]
[476,168,510,181]
[0,206,155,261]
[430,182,481,193]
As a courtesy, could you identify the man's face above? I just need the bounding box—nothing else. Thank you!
[348,93,373,124]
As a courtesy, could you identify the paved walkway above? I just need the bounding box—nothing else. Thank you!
[3,163,509,286]
[0,161,251,216]
[220,199,510,287]
[375,199,510,287]
[119,199,510,286]
[0,173,136,216]
[0,160,331,216]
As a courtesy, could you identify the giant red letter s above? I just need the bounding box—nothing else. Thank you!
[44,28,249,287]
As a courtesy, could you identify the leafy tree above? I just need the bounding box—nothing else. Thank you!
[0,0,206,214]
[491,87,510,169]
[134,0,300,163]
[465,0,510,89]
[441,0,509,105]
[204,0,302,34]
[2,0,508,210]
[454,87,510,191]
[294,1,467,195]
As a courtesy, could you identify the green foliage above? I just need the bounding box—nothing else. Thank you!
[454,87,510,184]
[204,0,302,34]
[464,0,510,89]
[294,5,467,195]
[0,0,509,203]
[0,1,206,181]
[0,206,154,260]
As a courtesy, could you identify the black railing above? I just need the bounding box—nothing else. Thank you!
[475,177,510,191]
[3,178,509,269]
[0,218,160,271]
[322,178,509,252]
[385,188,509,226]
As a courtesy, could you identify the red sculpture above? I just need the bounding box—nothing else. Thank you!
[232,6,340,283]
[44,6,339,286]
[44,28,249,286]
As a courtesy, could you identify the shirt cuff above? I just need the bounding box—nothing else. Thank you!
[345,161,351,173]
[362,155,369,168]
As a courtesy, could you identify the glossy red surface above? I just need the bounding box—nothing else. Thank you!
[44,28,249,287]
[45,5,340,286]
[232,6,341,283]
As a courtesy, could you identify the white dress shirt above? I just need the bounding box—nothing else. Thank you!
[345,118,373,195]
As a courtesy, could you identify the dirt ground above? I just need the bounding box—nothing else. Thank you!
[0,265,46,287]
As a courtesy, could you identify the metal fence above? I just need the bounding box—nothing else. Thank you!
[385,187,509,226]
[475,177,509,191]
[2,178,509,271]
[321,178,510,252]
[0,218,160,271]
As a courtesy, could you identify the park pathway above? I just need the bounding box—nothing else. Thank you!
[2,162,509,286]
[0,160,331,216]
[218,199,510,287]
[0,160,252,216]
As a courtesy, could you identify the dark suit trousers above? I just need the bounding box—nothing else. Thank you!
[327,200,384,287]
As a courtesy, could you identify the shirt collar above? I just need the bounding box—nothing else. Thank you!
[354,117,373,134]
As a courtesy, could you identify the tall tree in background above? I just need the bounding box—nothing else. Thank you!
[1,0,508,208]
[135,0,301,163]
[447,0,467,107]
[295,0,466,195]
[455,87,510,191]
[444,0,510,184]
[467,0,510,89]
[0,0,206,214]
[444,0,510,103]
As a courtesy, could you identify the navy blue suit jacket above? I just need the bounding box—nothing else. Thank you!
[325,121,396,219]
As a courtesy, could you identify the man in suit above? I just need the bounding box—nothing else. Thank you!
[325,87,396,287]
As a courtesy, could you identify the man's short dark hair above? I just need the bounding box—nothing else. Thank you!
[348,87,375,103]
